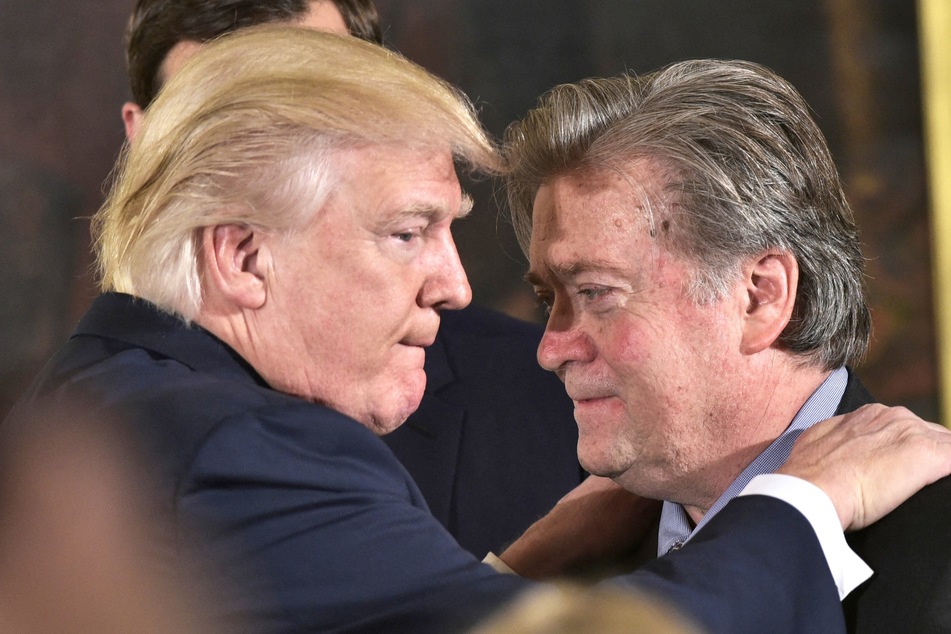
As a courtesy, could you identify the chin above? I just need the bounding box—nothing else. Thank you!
[399,368,427,408]
[576,435,637,482]
[370,416,407,436]
[576,450,616,479]
[371,381,426,436]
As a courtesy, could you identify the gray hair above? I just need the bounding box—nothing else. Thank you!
[503,59,870,370]
[94,26,499,321]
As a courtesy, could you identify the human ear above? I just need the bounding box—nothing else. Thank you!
[200,224,270,310]
[739,251,798,355]
[121,102,145,142]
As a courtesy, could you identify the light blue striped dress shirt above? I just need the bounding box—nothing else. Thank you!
[657,366,848,556]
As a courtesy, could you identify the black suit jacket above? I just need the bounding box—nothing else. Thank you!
[384,305,584,557]
[837,374,951,633]
[3,293,852,633]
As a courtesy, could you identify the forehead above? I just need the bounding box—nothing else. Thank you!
[529,162,670,259]
[157,40,204,87]
[326,144,465,222]
[299,0,349,35]
[525,158,699,295]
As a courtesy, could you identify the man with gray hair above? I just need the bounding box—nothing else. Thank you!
[505,59,951,632]
[6,31,951,632]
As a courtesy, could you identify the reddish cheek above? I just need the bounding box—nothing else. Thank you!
[602,318,650,368]
[601,316,685,415]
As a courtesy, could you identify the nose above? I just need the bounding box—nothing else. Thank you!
[419,229,472,310]
[537,303,594,372]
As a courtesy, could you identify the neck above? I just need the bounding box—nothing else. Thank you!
[680,358,833,523]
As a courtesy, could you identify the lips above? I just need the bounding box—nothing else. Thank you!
[399,334,436,348]
[565,382,618,404]
[399,325,438,348]
[566,388,614,402]
[564,369,617,402]
[400,315,440,348]
[573,396,617,410]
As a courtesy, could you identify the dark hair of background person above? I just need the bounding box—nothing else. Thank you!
[125,0,383,108]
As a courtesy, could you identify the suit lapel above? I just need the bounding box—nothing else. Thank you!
[381,331,465,528]
[834,369,875,415]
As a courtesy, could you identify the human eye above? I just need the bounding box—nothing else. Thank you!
[390,227,423,243]
[533,288,554,316]
[576,285,614,309]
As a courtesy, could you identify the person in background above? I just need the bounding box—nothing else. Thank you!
[120,0,590,559]
[0,402,221,634]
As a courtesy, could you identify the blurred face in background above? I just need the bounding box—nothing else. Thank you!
[123,0,352,141]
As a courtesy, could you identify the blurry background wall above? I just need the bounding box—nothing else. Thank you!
[0,0,935,420]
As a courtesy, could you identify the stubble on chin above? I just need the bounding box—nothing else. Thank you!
[366,372,428,436]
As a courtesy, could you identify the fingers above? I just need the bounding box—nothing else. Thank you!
[779,404,951,530]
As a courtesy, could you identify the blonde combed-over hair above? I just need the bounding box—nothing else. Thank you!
[94,25,499,321]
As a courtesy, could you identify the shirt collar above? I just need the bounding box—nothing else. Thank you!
[73,292,268,388]
[657,367,848,556]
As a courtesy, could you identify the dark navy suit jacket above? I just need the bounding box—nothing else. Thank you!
[384,305,585,557]
[835,374,951,633]
[5,293,850,633]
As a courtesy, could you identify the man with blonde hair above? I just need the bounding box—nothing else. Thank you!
[119,0,587,560]
[7,29,951,633]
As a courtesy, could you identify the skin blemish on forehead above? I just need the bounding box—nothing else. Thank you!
[611,211,646,239]
[649,218,672,238]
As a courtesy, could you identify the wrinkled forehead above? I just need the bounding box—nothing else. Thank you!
[528,170,661,277]
[317,142,470,224]
[529,158,677,246]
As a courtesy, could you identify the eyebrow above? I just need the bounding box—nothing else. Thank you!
[390,193,474,224]
[525,258,628,287]
[459,193,474,219]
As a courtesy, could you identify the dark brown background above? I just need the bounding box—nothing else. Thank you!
[0,0,936,420]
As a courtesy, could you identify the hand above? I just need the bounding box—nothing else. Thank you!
[778,403,951,530]
[498,476,661,580]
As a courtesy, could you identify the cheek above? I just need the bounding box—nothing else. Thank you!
[334,269,414,328]
[596,316,656,378]
[363,283,419,333]
[601,316,693,416]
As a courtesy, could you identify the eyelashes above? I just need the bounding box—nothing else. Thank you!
[533,286,616,317]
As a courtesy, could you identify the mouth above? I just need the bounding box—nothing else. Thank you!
[399,335,436,348]
[568,390,623,416]
[401,316,440,349]
[573,396,618,412]
[567,389,613,403]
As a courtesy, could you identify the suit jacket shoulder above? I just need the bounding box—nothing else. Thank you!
[836,371,951,633]
[845,476,951,633]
